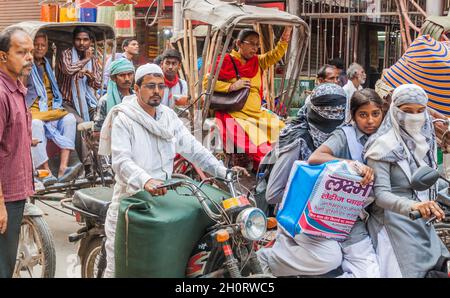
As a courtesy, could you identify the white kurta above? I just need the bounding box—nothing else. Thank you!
[343,80,363,122]
[161,79,188,108]
[101,96,227,277]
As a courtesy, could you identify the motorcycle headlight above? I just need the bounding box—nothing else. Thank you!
[236,208,267,241]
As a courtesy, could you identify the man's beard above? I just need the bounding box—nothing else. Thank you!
[19,63,33,76]
[146,96,161,107]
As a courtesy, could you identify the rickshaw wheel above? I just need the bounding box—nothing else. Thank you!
[14,216,56,278]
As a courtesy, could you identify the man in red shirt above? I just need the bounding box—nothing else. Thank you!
[0,27,34,278]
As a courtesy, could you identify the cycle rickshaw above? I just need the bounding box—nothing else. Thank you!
[4,21,116,277]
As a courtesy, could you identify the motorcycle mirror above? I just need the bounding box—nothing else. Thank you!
[410,165,440,191]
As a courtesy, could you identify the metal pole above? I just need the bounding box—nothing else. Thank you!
[339,0,343,59]
[332,6,335,59]
[384,25,389,69]
[324,2,328,64]
[308,0,312,78]
[301,11,423,17]
[346,0,351,65]
[353,23,359,62]
[316,1,320,74]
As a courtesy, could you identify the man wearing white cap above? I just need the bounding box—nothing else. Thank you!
[98,63,243,277]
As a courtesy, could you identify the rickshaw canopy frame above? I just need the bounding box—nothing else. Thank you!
[183,0,310,119]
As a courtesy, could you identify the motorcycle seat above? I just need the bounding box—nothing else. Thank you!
[73,186,113,218]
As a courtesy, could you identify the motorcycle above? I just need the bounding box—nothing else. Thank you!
[164,170,270,278]
[60,187,111,278]
[61,171,272,278]
[409,165,450,252]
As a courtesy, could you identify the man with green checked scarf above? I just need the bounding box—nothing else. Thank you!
[94,58,135,132]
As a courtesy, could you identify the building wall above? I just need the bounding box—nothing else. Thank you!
[0,0,42,31]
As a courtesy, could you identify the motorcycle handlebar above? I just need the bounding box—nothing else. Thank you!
[409,210,422,220]
[156,179,223,221]
[156,180,184,190]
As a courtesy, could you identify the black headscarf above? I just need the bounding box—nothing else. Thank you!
[276,83,347,158]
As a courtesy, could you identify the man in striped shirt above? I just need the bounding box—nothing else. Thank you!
[56,26,101,123]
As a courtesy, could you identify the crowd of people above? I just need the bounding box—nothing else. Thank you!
[0,23,448,278]
[0,25,194,278]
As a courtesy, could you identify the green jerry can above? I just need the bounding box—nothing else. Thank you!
[115,180,229,277]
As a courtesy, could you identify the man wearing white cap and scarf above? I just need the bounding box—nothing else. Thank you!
[98,63,242,277]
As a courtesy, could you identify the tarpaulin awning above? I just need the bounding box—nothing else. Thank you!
[5,21,115,42]
[183,0,305,33]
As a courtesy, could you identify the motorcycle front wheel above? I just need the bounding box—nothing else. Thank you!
[80,237,105,278]
[14,215,56,278]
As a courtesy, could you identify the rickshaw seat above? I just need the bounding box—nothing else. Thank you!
[77,121,94,132]
[73,186,113,218]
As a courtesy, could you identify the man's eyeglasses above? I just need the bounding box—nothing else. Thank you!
[242,40,261,49]
[143,83,166,91]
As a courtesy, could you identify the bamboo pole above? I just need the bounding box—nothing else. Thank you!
[256,23,270,110]
[206,31,218,76]
[197,25,212,110]
[269,24,275,111]
[188,20,196,121]
[188,20,196,96]
[395,0,409,52]
[193,31,199,98]
[183,19,190,83]
[203,31,233,124]
[399,0,420,33]
[202,31,224,121]
[177,40,188,81]
[98,33,107,99]
[408,0,427,16]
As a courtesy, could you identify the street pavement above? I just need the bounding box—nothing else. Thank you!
[36,199,81,278]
